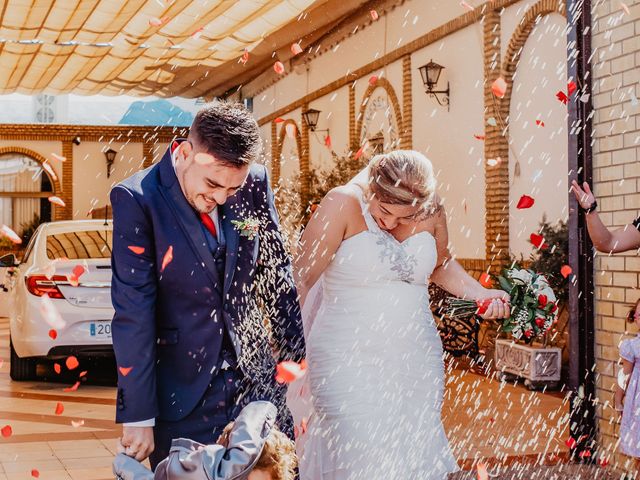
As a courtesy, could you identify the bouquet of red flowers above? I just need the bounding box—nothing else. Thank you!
[446,267,559,343]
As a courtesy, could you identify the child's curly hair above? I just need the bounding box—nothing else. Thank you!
[253,425,297,480]
[219,422,297,480]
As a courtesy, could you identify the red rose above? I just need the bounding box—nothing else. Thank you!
[524,329,533,338]
[550,303,558,313]
[535,318,545,328]
[538,295,548,307]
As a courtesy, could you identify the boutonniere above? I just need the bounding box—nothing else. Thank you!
[231,217,260,240]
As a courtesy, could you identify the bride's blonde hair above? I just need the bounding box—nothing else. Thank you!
[367,150,437,210]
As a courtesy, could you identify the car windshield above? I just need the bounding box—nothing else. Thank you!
[46,229,113,260]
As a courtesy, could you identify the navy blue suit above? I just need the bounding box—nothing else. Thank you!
[110,141,305,467]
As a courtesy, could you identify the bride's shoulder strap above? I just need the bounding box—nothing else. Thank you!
[348,183,378,231]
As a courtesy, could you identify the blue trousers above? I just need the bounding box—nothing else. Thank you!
[149,367,244,470]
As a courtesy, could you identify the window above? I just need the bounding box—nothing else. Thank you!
[46,230,113,260]
[0,154,52,236]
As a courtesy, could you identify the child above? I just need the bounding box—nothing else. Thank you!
[113,401,297,480]
[615,299,640,471]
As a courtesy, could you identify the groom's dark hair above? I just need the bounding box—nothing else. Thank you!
[188,100,262,167]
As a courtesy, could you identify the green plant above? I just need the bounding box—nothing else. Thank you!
[528,218,568,303]
[20,213,42,246]
[308,151,368,205]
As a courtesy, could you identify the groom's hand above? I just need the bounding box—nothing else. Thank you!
[120,426,154,462]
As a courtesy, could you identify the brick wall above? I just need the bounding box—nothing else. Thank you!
[591,0,640,471]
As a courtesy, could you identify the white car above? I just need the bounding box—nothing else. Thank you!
[1,220,114,380]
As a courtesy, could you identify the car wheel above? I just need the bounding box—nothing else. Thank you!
[10,337,37,381]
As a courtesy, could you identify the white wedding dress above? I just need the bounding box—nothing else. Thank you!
[290,186,459,480]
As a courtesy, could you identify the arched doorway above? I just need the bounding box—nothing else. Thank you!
[0,150,58,243]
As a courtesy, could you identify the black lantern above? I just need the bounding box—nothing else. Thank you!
[104,148,117,178]
[418,60,450,111]
[302,108,321,131]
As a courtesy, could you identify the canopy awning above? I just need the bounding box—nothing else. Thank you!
[0,0,369,98]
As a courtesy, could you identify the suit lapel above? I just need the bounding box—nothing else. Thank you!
[157,145,221,287]
[220,201,240,295]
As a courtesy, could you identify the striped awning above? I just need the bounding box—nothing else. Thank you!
[0,0,326,97]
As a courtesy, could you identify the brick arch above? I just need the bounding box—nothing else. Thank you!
[273,119,304,186]
[498,0,566,128]
[355,77,403,150]
[0,146,63,221]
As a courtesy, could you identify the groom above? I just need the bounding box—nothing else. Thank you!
[110,101,305,468]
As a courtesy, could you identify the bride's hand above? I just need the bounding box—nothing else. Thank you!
[476,289,511,319]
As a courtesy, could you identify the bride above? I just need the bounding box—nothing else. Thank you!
[291,150,510,479]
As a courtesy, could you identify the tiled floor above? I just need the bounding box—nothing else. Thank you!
[0,317,569,479]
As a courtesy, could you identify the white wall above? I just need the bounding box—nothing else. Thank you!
[507,13,569,258]
[251,0,568,260]
[72,141,144,219]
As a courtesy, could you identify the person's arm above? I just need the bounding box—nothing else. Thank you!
[294,187,353,307]
[571,180,640,253]
[429,204,510,320]
[110,185,158,461]
[615,359,634,411]
[253,168,305,362]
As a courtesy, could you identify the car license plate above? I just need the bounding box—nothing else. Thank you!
[89,321,112,339]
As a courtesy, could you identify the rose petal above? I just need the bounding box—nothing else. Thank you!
[516,195,535,209]
[128,246,145,255]
[48,329,57,340]
[40,294,66,329]
[477,463,489,480]
[65,356,79,371]
[54,363,61,374]
[31,469,40,478]
[567,81,577,96]
[560,265,572,278]
[55,402,64,415]
[461,0,475,11]
[273,61,285,74]
[474,134,485,140]
[42,161,58,182]
[368,75,378,86]
[79,371,87,378]
[1,225,22,244]
[491,77,507,98]
[71,420,84,428]
[290,43,303,55]
[556,91,568,104]
[535,120,545,127]
[119,366,133,377]
[48,196,66,207]
[530,233,548,249]
[240,49,249,64]
[161,246,174,272]
[275,360,307,384]
[324,135,332,148]
[479,273,493,288]
[1,425,12,437]
[370,9,379,20]
[63,382,80,392]
[274,117,285,123]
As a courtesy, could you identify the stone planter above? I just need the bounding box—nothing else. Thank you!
[494,338,561,390]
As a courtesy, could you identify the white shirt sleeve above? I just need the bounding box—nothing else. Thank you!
[124,418,155,427]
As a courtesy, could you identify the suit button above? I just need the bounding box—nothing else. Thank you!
[118,405,124,410]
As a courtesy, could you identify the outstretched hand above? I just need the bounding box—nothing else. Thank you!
[570,180,595,210]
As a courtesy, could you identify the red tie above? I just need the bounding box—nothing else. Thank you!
[200,212,217,239]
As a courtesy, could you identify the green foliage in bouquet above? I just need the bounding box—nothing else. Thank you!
[495,268,559,343]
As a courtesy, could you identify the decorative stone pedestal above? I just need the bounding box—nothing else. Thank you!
[494,338,561,390]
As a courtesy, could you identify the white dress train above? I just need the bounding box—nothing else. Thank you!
[288,187,459,479]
